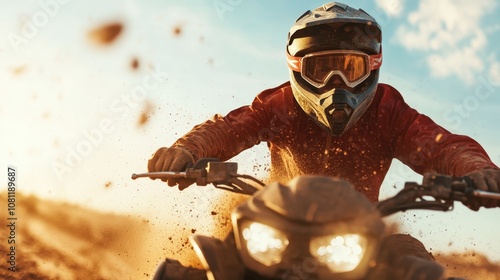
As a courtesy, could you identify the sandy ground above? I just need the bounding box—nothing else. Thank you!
[0,192,499,280]
[436,252,500,280]
[0,192,178,280]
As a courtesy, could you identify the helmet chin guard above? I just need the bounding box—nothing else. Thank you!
[287,2,382,136]
[290,70,379,136]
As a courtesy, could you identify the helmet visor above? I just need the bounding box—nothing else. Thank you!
[287,50,382,88]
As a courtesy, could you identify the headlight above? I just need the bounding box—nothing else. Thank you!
[310,234,367,273]
[241,222,289,266]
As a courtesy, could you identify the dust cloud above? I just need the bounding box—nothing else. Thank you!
[2,192,500,280]
[0,190,249,279]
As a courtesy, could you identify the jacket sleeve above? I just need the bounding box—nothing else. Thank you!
[171,82,289,161]
[381,84,498,176]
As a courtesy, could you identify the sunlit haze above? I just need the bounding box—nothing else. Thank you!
[1,0,500,267]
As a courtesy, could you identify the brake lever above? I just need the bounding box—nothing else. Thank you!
[131,168,208,184]
[211,176,262,196]
[131,158,220,185]
[376,182,455,217]
[131,171,188,180]
[470,190,500,199]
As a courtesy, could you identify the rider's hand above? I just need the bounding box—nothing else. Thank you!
[395,255,444,280]
[371,234,443,280]
[148,147,195,190]
[465,168,500,209]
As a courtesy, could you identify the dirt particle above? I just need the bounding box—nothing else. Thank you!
[131,57,139,70]
[210,211,217,216]
[172,25,182,36]
[191,229,196,234]
[435,133,443,143]
[12,65,27,76]
[138,101,155,127]
[138,114,148,126]
[88,22,123,45]
[104,181,112,188]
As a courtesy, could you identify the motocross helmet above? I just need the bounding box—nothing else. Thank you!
[287,2,382,136]
[231,176,385,280]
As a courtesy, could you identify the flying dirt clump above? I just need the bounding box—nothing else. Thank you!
[138,101,155,127]
[172,24,183,37]
[87,22,123,45]
[11,65,27,76]
[131,57,140,70]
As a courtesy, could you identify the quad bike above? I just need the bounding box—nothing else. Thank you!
[132,159,500,280]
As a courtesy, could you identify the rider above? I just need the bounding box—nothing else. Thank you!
[148,1,500,278]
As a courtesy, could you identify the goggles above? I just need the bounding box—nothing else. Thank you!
[287,50,382,88]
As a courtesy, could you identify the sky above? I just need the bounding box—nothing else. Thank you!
[1,0,500,263]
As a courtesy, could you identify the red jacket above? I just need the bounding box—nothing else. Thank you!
[173,82,497,201]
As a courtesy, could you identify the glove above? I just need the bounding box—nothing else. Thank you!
[394,255,444,280]
[370,234,442,280]
[147,147,195,190]
[152,258,208,280]
[464,168,500,209]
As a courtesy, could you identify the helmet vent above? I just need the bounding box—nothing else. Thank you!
[332,108,348,123]
[324,2,348,12]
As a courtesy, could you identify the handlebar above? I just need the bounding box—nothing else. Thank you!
[132,159,500,214]
[376,173,500,216]
[131,158,265,195]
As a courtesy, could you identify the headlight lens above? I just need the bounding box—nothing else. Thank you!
[241,222,289,266]
[310,234,367,273]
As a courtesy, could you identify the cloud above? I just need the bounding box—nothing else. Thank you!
[395,0,497,84]
[426,32,486,82]
[375,0,405,16]
[490,61,500,86]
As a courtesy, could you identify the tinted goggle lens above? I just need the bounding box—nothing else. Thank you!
[304,53,368,86]
[287,51,382,88]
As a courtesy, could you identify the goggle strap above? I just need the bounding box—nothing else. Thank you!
[286,52,301,72]
[369,52,382,71]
